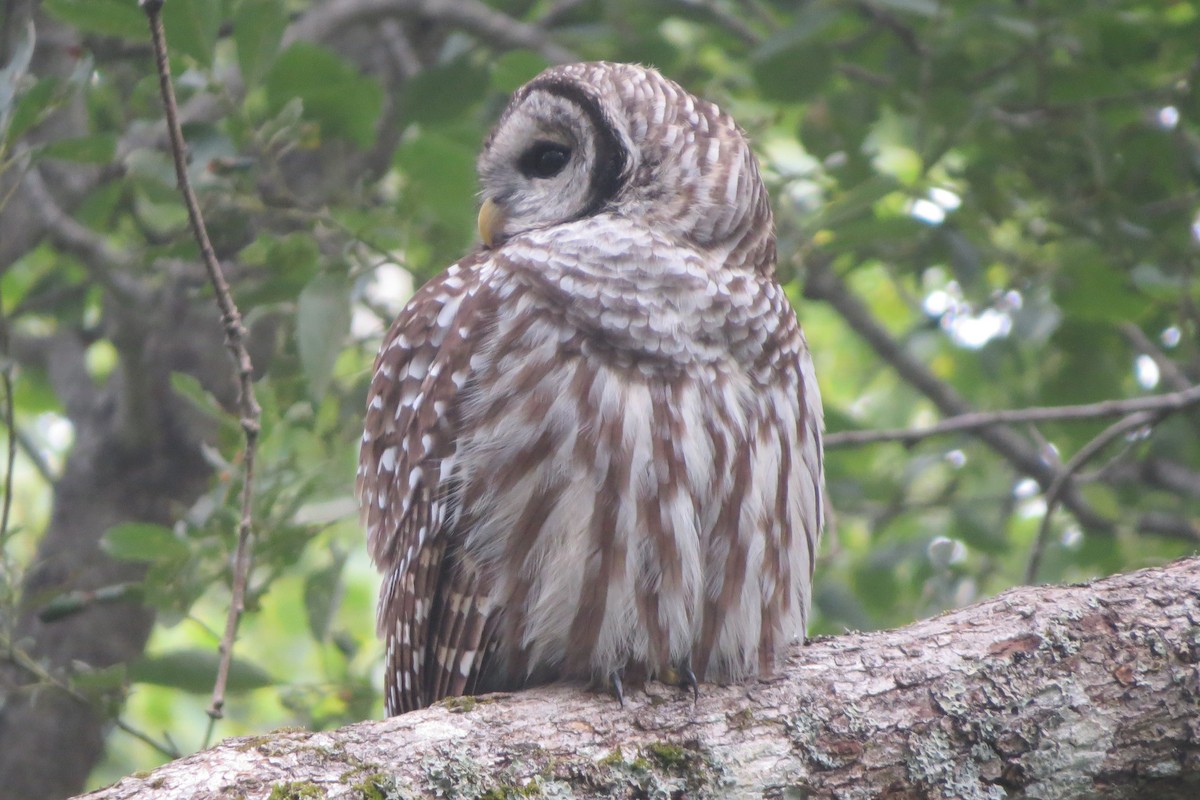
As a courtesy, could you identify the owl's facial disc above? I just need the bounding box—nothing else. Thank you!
[477,83,628,246]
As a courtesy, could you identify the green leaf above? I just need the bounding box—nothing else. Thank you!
[753,38,835,103]
[43,0,147,40]
[491,50,550,93]
[304,550,347,642]
[170,371,222,414]
[238,232,321,308]
[1057,260,1144,321]
[234,0,287,86]
[40,133,117,164]
[750,6,840,103]
[0,19,35,134]
[102,522,189,563]
[7,77,60,143]
[163,0,222,67]
[813,175,901,229]
[265,43,383,147]
[38,583,143,623]
[72,663,128,693]
[395,132,478,233]
[296,272,352,401]
[402,58,489,124]
[130,649,275,694]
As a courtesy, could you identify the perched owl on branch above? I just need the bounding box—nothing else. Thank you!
[359,62,824,715]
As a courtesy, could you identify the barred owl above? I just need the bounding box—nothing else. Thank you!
[359,62,824,715]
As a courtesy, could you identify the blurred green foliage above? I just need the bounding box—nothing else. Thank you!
[1,0,1197,788]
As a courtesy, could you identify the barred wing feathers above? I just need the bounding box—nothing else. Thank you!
[357,255,497,714]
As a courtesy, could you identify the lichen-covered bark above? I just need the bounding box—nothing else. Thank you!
[79,557,1200,800]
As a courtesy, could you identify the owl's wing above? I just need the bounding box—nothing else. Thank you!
[358,255,497,714]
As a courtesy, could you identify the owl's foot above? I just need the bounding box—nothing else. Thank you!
[657,660,699,700]
[675,660,699,701]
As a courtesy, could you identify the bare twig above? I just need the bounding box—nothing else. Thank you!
[0,626,181,759]
[1109,457,1200,499]
[112,718,182,760]
[0,364,14,561]
[1138,511,1200,541]
[283,0,576,64]
[141,0,262,721]
[825,383,1200,448]
[671,0,761,46]
[14,425,56,486]
[850,0,927,56]
[0,279,13,625]
[535,0,590,27]
[1119,321,1193,393]
[803,259,1113,536]
[1025,410,1163,583]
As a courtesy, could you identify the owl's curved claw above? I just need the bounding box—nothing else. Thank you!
[609,669,625,707]
[677,660,699,701]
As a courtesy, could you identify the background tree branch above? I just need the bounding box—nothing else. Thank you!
[79,557,1200,800]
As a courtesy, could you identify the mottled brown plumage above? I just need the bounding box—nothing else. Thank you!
[358,62,824,715]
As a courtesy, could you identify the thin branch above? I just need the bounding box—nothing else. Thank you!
[112,718,182,761]
[14,425,56,486]
[737,0,778,29]
[378,18,422,80]
[8,331,96,424]
[1137,510,1200,541]
[1025,410,1162,584]
[283,0,576,64]
[825,383,1200,448]
[850,0,927,56]
[20,165,144,302]
[0,626,180,759]
[670,0,761,46]
[534,0,590,27]
[808,261,1200,547]
[141,0,261,722]
[803,259,1114,537]
[0,367,14,568]
[1113,457,1200,499]
[0,278,13,627]
[1119,321,1193,393]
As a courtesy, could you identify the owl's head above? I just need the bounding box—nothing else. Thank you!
[477,62,774,269]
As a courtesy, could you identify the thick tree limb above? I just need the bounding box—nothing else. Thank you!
[79,557,1200,800]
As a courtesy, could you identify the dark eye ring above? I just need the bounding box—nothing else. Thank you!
[518,141,571,179]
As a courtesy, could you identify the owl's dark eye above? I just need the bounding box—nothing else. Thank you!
[518,141,571,179]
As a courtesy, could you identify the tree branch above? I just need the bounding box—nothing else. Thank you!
[804,260,1116,536]
[1119,322,1194,393]
[824,383,1200,448]
[20,165,144,303]
[77,557,1200,800]
[142,0,261,722]
[283,0,576,63]
[1026,409,1163,582]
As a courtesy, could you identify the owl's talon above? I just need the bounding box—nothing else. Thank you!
[609,670,625,707]
[677,661,699,701]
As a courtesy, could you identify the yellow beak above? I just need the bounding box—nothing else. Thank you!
[478,197,506,248]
